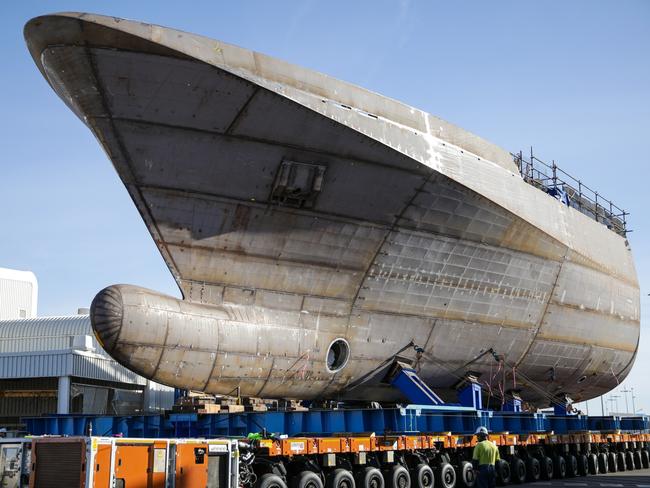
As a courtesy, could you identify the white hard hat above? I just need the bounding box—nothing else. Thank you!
[475,426,489,435]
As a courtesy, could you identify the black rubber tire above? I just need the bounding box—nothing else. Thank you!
[616,451,626,471]
[436,463,455,488]
[587,454,598,475]
[540,457,554,480]
[510,457,526,484]
[356,468,384,488]
[641,449,650,469]
[495,460,510,486]
[553,455,566,479]
[259,474,289,488]
[625,451,634,470]
[328,470,356,488]
[577,454,589,476]
[607,452,617,473]
[456,461,475,488]
[526,458,541,482]
[633,450,642,470]
[411,464,434,488]
[565,455,578,477]
[293,472,324,488]
[384,466,410,488]
[598,452,608,474]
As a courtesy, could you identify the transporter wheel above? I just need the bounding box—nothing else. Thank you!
[457,461,475,488]
[577,455,589,476]
[641,450,650,469]
[526,458,540,482]
[633,450,642,469]
[587,454,598,475]
[385,465,410,488]
[293,472,324,488]
[495,459,510,486]
[553,455,566,479]
[616,451,626,471]
[411,464,434,488]
[565,455,578,477]
[509,457,526,484]
[607,452,617,473]
[328,469,356,488]
[356,467,384,488]
[625,451,634,470]
[259,474,289,488]
[540,457,554,480]
[597,452,608,474]
[436,463,455,488]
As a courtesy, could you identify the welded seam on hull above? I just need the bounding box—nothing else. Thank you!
[80,35,183,295]
[346,168,439,320]
[38,18,635,288]
[224,86,260,135]
[614,337,639,380]
[512,250,568,370]
[140,184,569,281]
[255,357,277,397]
[313,167,441,398]
[34,13,511,173]
[109,116,428,178]
[150,312,172,379]
[419,319,437,362]
[165,241,366,273]
[546,299,639,323]
[202,331,223,392]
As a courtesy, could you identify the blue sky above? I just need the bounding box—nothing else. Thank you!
[1,1,648,412]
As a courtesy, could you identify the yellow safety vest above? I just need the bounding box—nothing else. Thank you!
[472,440,500,466]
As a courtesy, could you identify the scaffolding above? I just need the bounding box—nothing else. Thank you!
[513,148,629,237]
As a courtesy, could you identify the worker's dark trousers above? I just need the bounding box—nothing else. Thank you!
[476,464,496,488]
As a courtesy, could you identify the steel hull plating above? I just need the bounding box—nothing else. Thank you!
[25,13,639,404]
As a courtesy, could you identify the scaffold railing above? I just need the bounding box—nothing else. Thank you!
[513,148,629,237]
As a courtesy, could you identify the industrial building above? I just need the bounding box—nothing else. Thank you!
[0,267,174,426]
[0,267,37,319]
[0,312,174,422]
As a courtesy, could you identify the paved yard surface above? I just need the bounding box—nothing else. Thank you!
[517,469,650,487]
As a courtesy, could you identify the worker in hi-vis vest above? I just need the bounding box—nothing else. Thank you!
[472,426,500,488]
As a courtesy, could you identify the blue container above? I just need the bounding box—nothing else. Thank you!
[547,415,587,434]
[620,416,650,432]
[22,408,648,439]
[587,416,621,431]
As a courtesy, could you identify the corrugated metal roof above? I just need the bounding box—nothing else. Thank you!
[0,315,172,394]
[0,315,90,339]
[0,315,99,354]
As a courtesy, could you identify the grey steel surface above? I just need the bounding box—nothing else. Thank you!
[518,470,650,487]
[23,13,640,405]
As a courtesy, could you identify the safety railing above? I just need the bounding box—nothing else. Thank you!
[513,148,629,237]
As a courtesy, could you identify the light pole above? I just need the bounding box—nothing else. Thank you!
[621,388,631,414]
[600,395,605,416]
[608,395,620,415]
[631,387,637,415]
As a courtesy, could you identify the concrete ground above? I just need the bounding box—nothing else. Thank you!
[517,469,650,487]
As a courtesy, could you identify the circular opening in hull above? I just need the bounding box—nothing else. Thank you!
[577,375,587,383]
[326,338,350,373]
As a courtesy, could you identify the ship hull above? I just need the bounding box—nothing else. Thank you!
[25,13,639,405]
